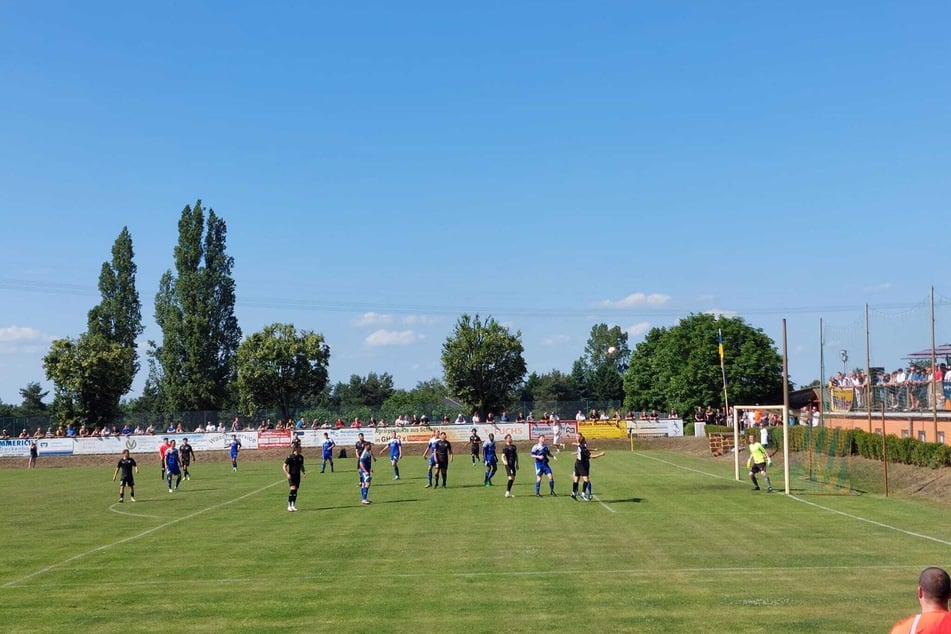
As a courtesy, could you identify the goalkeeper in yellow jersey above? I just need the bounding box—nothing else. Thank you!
[746,434,773,492]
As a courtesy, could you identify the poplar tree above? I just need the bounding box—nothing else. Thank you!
[151,201,241,413]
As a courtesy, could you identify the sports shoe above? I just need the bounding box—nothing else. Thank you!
[752,486,761,491]
[118,498,124,503]
[424,483,432,488]
[232,467,237,472]
[185,475,190,481]
[361,499,372,505]
[486,481,492,486]
[504,491,512,498]
[550,491,557,496]
[536,493,542,497]
[169,488,173,493]
[767,487,774,493]
[130,497,135,502]
[581,493,590,501]
[570,493,577,500]
[394,476,400,480]
[288,505,294,512]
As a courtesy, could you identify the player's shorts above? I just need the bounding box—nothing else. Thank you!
[390,454,400,463]
[504,463,517,477]
[750,462,767,474]
[435,457,449,470]
[428,455,436,466]
[167,466,182,476]
[322,451,333,460]
[573,460,590,478]
[230,452,239,460]
[471,448,480,456]
[119,476,135,487]
[288,475,301,488]
[360,471,372,484]
[535,462,553,477]
[485,457,497,468]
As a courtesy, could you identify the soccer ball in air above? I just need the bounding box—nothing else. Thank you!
[607,346,617,355]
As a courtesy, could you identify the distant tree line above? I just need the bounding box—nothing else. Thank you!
[0,200,787,428]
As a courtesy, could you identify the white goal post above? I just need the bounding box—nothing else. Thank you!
[731,404,790,494]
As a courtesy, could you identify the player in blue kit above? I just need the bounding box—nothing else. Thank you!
[320,432,335,473]
[422,430,439,488]
[229,435,242,471]
[358,441,376,505]
[379,434,402,480]
[164,439,182,492]
[531,435,556,497]
[483,433,498,487]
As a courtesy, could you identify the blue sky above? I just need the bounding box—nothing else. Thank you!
[2,1,950,405]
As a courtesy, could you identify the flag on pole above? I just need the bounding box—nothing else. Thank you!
[717,329,724,361]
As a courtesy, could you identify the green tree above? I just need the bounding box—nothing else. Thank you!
[235,323,330,421]
[18,382,49,417]
[43,333,136,426]
[151,201,241,412]
[574,323,629,401]
[623,313,783,415]
[442,314,527,417]
[85,227,143,419]
[333,372,396,409]
[522,370,579,405]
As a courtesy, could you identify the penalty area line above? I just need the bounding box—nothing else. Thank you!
[2,480,284,589]
[788,495,951,547]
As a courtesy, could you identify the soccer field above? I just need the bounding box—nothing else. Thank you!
[1,447,948,633]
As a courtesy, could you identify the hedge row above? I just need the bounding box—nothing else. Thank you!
[767,425,951,469]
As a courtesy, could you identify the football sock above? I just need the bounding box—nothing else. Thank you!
[506,480,513,492]
[572,482,579,495]
[394,466,400,478]
[751,475,759,488]
[585,482,592,496]
[549,480,555,493]
[535,482,541,495]
[361,487,368,501]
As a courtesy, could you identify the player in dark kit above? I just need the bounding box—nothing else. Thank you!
[113,449,139,502]
[354,433,367,485]
[570,433,605,501]
[179,438,196,480]
[501,434,518,498]
[432,432,453,488]
[283,445,306,512]
[468,429,482,465]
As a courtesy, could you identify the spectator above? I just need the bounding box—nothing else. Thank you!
[454,414,466,425]
[889,566,950,634]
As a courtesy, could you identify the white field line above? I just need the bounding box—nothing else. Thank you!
[635,451,951,547]
[592,495,616,513]
[8,563,934,589]
[2,480,284,589]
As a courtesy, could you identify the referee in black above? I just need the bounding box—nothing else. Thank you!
[283,445,306,512]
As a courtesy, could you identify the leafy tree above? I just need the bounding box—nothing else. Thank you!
[0,399,16,418]
[235,323,330,421]
[380,378,451,420]
[333,372,396,409]
[442,314,527,417]
[43,333,135,426]
[85,227,143,420]
[151,201,241,412]
[521,370,579,405]
[18,382,49,417]
[623,313,783,415]
[574,323,629,401]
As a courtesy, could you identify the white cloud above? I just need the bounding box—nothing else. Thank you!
[541,334,571,346]
[0,326,53,355]
[402,314,441,326]
[0,326,41,342]
[864,282,892,293]
[597,292,671,309]
[704,308,738,318]
[352,312,393,328]
[625,322,651,338]
[365,329,424,347]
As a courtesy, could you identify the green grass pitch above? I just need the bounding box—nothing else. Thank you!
[1,447,948,633]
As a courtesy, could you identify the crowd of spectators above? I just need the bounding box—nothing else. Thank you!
[828,362,948,411]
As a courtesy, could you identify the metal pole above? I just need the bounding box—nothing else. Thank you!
[882,402,889,497]
[932,286,938,441]
[819,318,825,427]
[782,319,791,495]
[866,304,872,433]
